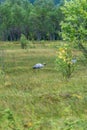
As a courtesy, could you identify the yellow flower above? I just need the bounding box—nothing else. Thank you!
[67,61,73,64]
[59,47,63,51]
[58,55,63,59]
[58,52,62,55]
[63,58,66,62]
[24,122,32,128]
[27,122,32,127]
[61,49,66,53]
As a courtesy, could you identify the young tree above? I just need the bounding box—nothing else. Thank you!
[60,0,87,58]
[56,43,77,78]
[20,34,27,49]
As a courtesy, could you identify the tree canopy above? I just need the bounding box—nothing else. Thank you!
[60,0,87,57]
[0,0,63,41]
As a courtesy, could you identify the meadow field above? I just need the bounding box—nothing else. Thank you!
[0,41,87,130]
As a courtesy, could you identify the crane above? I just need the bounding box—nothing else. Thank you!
[32,63,46,69]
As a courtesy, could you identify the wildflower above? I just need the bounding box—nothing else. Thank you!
[61,49,66,53]
[24,122,32,128]
[63,58,66,62]
[27,122,32,127]
[58,52,62,56]
[67,61,73,64]
[56,43,76,78]
[59,47,63,51]
[58,55,64,59]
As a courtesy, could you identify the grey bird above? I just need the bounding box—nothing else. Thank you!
[32,63,46,69]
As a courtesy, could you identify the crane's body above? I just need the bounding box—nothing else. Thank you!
[33,63,46,69]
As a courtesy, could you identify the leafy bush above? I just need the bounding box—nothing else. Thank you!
[56,43,77,78]
[0,108,20,130]
[20,34,27,49]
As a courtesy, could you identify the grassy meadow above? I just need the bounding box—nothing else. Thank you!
[0,41,87,130]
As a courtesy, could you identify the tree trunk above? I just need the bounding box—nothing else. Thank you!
[37,32,41,41]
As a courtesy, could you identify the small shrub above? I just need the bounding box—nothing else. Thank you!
[0,108,20,130]
[20,34,27,49]
[0,69,5,83]
[56,43,77,79]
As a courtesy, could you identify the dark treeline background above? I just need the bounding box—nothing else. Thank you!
[0,0,65,41]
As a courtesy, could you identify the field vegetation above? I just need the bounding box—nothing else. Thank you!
[0,41,87,130]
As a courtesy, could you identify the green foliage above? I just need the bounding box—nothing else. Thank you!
[20,34,27,49]
[64,118,87,130]
[0,108,20,130]
[60,0,87,57]
[61,0,87,42]
[56,43,76,78]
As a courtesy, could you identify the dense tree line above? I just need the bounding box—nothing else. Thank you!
[0,0,62,4]
[29,0,62,5]
[0,0,63,41]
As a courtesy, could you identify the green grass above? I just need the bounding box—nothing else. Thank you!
[0,41,87,130]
